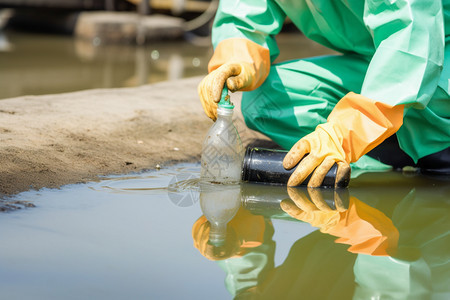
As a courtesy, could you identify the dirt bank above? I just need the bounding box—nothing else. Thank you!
[0,76,268,198]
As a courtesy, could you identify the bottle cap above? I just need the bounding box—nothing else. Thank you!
[218,85,234,109]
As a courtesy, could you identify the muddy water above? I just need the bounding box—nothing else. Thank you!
[0,164,449,299]
[0,30,335,99]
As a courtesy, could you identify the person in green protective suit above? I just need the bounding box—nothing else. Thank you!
[198,0,450,187]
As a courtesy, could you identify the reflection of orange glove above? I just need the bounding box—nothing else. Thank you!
[198,38,270,120]
[283,93,404,187]
[328,197,399,256]
[281,187,399,256]
[281,187,346,232]
[192,207,266,261]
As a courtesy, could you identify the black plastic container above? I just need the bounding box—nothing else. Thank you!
[242,147,350,188]
[241,183,349,217]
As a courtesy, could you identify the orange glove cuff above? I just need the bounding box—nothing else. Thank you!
[208,38,271,91]
[327,92,405,162]
[327,197,399,256]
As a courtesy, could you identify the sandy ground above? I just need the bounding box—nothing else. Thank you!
[0,76,268,199]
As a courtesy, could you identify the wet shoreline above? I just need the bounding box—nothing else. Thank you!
[0,77,208,196]
[0,76,269,198]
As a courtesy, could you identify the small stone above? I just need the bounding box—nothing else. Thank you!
[173,147,179,151]
[402,166,419,173]
[155,164,161,170]
[402,166,419,177]
[137,140,144,144]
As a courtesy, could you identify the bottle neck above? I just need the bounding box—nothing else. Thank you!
[209,222,227,246]
[217,107,234,118]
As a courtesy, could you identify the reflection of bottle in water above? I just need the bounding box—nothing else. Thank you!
[201,86,244,183]
[200,183,241,246]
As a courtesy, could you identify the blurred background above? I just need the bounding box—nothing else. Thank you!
[0,0,333,100]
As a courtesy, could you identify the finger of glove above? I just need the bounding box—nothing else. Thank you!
[198,79,217,121]
[307,187,333,211]
[282,196,337,229]
[335,161,351,188]
[308,156,335,188]
[333,189,348,212]
[280,199,307,220]
[227,73,248,92]
[210,64,242,102]
[287,154,321,186]
[286,187,317,212]
[283,139,310,170]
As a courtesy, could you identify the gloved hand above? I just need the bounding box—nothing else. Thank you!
[198,62,257,120]
[192,207,267,261]
[283,92,405,187]
[281,187,347,233]
[281,187,399,256]
[198,38,270,121]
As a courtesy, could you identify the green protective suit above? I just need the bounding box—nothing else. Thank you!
[212,0,450,162]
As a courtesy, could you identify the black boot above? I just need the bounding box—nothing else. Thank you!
[367,135,415,170]
[417,147,450,175]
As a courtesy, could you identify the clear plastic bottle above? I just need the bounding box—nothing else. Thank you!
[199,182,241,246]
[200,86,244,183]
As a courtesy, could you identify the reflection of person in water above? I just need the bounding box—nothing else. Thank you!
[192,183,450,299]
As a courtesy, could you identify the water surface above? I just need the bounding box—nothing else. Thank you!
[1,164,449,299]
[0,30,335,99]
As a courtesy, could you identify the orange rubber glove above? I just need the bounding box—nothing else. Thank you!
[281,188,347,232]
[281,187,399,256]
[283,92,405,187]
[198,38,270,120]
[192,207,266,261]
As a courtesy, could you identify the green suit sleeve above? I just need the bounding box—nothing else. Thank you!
[211,0,286,62]
[361,0,445,108]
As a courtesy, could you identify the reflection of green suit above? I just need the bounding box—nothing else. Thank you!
[217,187,450,299]
[354,188,450,299]
[216,220,357,299]
[212,0,450,162]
